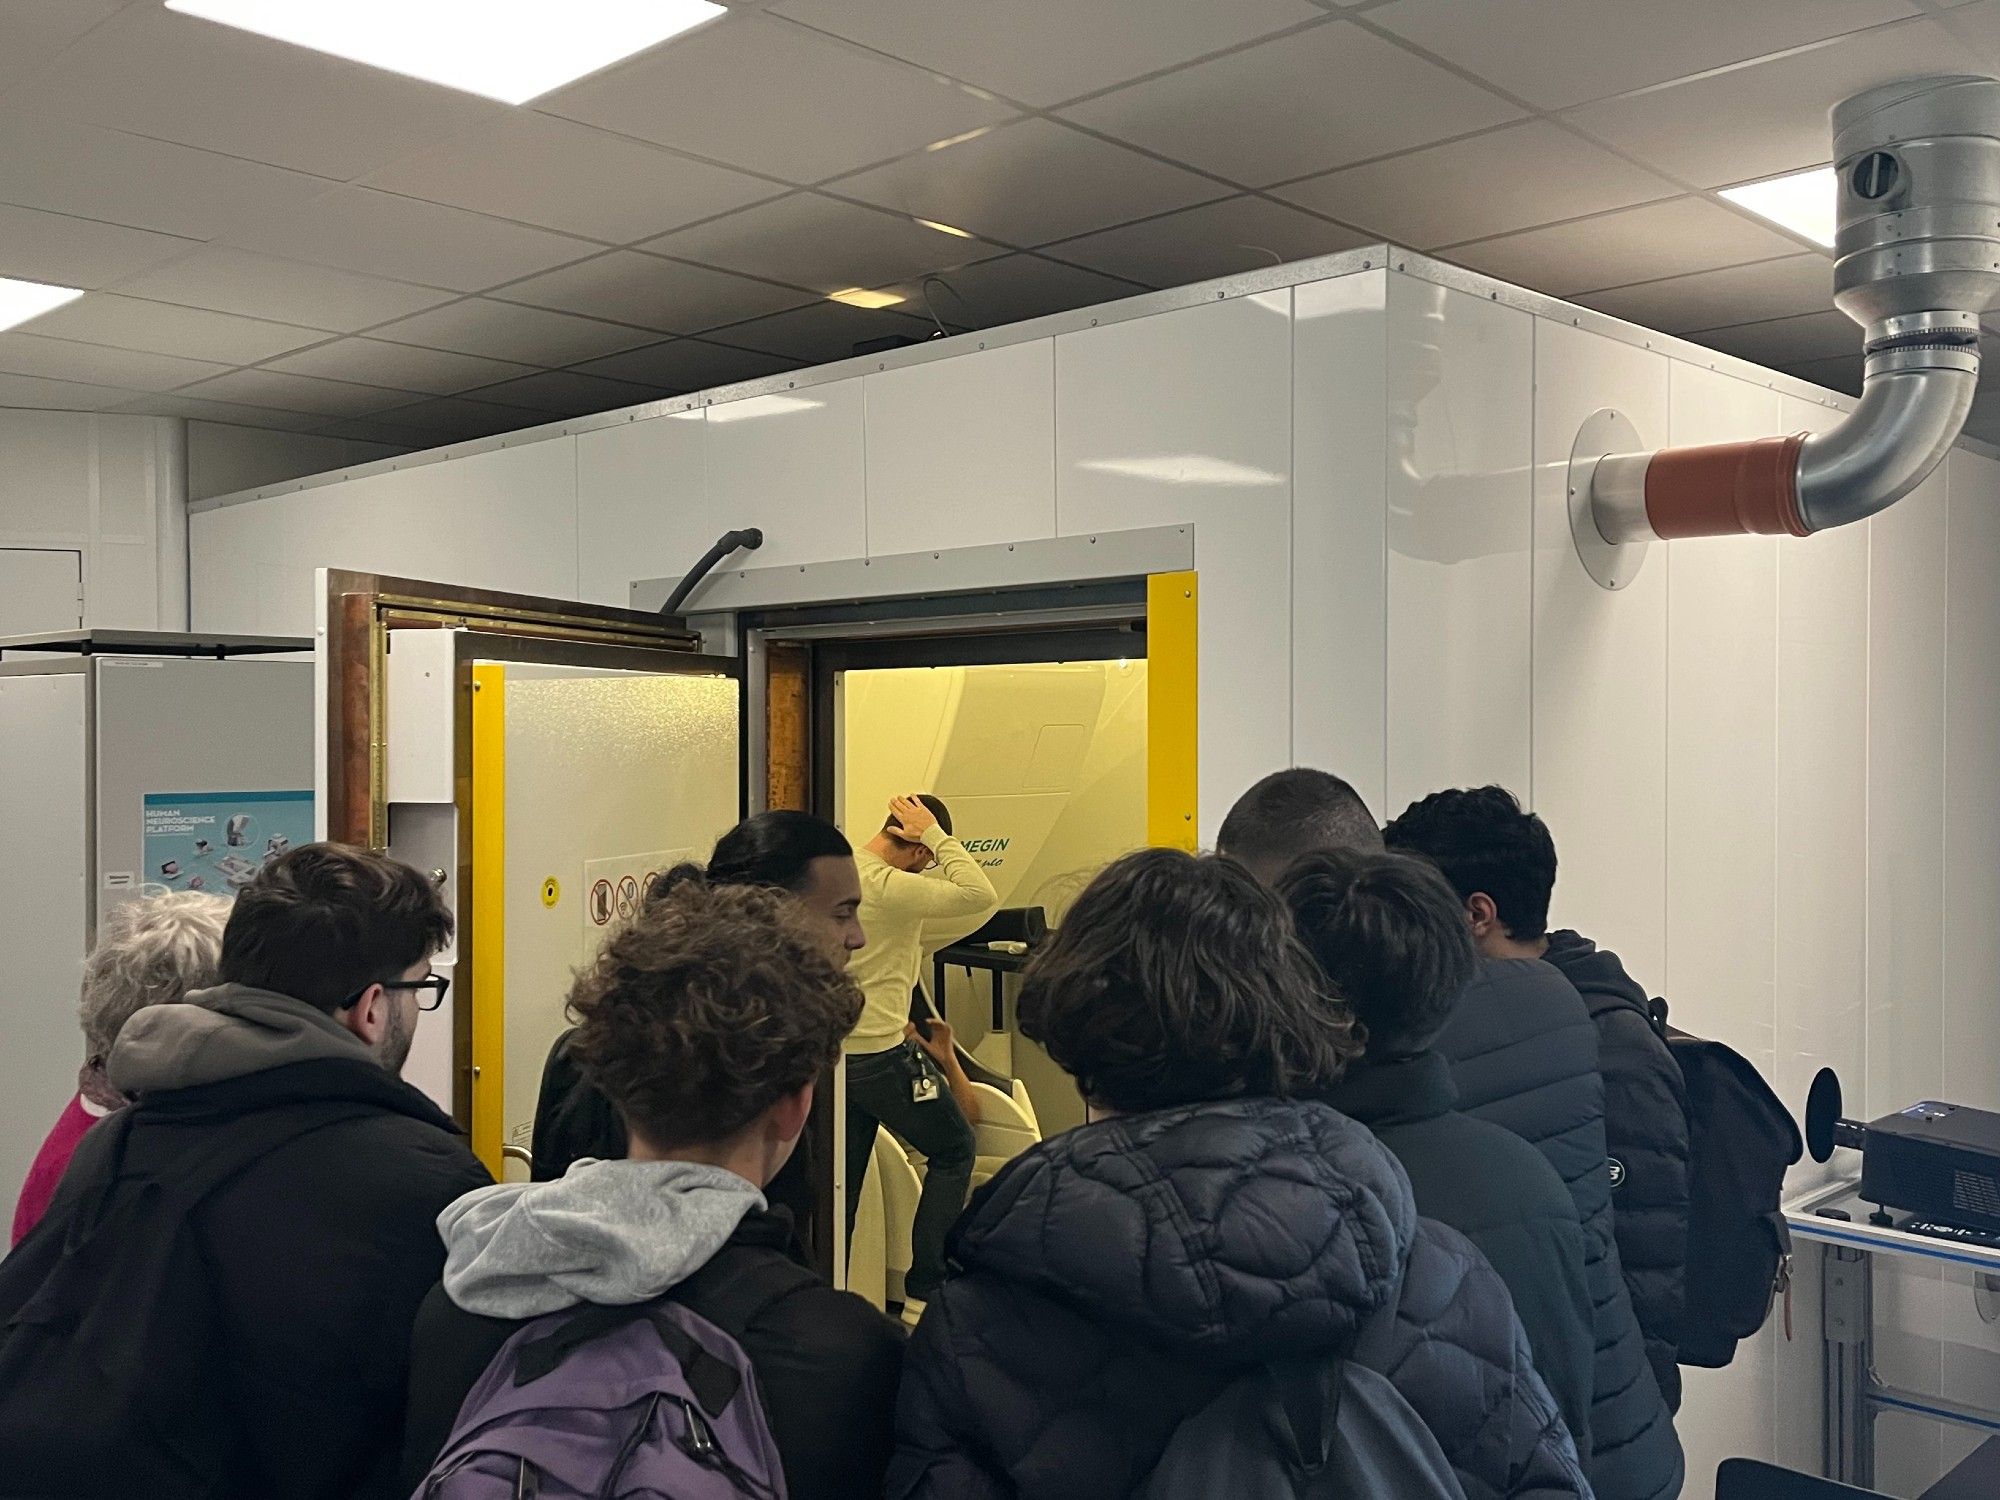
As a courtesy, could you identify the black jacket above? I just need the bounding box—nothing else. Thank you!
[1543,930,1691,1411]
[889,1097,1589,1500]
[1322,1050,1597,1456]
[0,1054,489,1500]
[399,1208,905,1500]
[1438,958,1684,1500]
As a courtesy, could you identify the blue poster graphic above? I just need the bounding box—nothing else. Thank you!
[142,790,316,898]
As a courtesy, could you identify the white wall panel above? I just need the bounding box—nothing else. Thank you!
[1664,364,1780,1072]
[1531,319,1670,983]
[1056,291,1294,843]
[1775,394,1868,1174]
[187,421,403,503]
[575,412,710,608]
[1867,463,1947,1118]
[1944,448,2000,1113]
[1662,363,1783,1500]
[865,340,1056,556]
[707,379,866,570]
[199,441,583,637]
[1385,277,1532,816]
[1294,271,1387,817]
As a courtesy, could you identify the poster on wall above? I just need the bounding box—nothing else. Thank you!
[141,790,316,898]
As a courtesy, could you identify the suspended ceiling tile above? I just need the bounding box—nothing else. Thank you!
[224,188,599,295]
[1577,255,1835,335]
[836,118,1222,247]
[0,110,332,243]
[460,369,662,417]
[15,293,328,366]
[543,12,1016,185]
[0,3,500,180]
[1686,309,1861,368]
[890,254,1146,329]
[107,248,457,333]
[769,0,1325,107]
[0,331,229,392]
[176,367,416,418]
[369,396,550,442]
[493,249,810,334]
[0,372,139,411]
[1058,22,1519,187]
[368,298,658,367]
[1276,121,1676,250]
[644,194,992,296]
[0,2,127,92]
[711,300,935,362]
[1048,195,1370,287]
[569,338,797,392]
[1444,196,1806,298]
[0,203,199,289]
[1561,14,1973,187]
[107,391,333,431]
[265,338,538,397]
[365,113,784,245]
[1372,0,1922,112]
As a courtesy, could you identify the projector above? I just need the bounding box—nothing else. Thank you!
[1807,1068,2000,1232]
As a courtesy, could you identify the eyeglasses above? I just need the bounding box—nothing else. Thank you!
[339,974,450,1012]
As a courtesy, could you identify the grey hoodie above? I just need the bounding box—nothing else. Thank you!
[438,1158,766,1319]
[108,983,377,1095]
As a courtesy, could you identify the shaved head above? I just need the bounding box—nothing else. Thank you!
[1217,768,1382,884]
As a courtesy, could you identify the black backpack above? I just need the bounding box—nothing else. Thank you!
[1138,1306,1467,1500]
[1649,999,1804,1367]
[0,1099,371,1496]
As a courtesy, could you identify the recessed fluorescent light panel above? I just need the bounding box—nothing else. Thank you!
[1721,166,1837,248]
[0,276,84,332]
[164,0,725,105]
[827,288,908,310]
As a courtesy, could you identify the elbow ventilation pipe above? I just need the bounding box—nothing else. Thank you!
[1579,76,2000,585]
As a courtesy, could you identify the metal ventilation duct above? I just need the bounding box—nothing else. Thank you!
[1573,75,2000,588]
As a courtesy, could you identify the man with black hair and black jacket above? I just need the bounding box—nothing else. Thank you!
[0,843,491,1500]
[1387,785,1692,1421]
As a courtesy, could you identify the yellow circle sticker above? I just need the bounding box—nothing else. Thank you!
[541,877,561,908]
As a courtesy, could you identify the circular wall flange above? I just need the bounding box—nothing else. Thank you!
[1568,408,1649,591]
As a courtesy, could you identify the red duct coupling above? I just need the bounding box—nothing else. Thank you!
[1643,434,1812,539]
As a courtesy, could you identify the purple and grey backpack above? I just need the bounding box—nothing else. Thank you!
[415,1288,789,1499]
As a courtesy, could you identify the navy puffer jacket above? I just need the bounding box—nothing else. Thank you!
[888,1096,1590,1500]
[1438,959,1684,1500]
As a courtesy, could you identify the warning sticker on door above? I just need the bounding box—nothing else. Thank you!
[582,849,691,946]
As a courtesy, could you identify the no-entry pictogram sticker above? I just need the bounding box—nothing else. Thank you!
[616,874,639,920]
[589,878,614,927]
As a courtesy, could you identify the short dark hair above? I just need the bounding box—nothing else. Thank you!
[648,811,852,904]
[882,793,952,838]
[568,881,861,1150]
[1383,786,1556,941]
[218,844,452,1014]
[1018,848,1359,1113]
[1217,768,1382,882]
[1278,849,1477,1059]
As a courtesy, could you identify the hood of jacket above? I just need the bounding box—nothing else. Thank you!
[439,1158,766,1319]
[949,1096,1416,1362]
[1542,929,1652,1018]
[107,983,378,1096]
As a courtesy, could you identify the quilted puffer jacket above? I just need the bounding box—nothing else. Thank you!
[1438,958,1684,1500]
[887,1096,1590,1500]
[1542,930,1690,1414]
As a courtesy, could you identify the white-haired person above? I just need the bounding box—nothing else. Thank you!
[10,890,230,1246]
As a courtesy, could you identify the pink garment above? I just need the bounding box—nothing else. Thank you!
[11,1094,101,1248]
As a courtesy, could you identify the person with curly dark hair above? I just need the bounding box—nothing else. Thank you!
[402,879,904,1500]
[890,847,1589,1500]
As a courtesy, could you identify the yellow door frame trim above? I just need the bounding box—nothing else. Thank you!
[1146,571,1198,851]
[468,663,507,1176]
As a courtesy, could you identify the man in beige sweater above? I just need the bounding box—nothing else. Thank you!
[844,793,996,1307]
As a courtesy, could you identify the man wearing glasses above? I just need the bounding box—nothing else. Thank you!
[0,844,489,1500]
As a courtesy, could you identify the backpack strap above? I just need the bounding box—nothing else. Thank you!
[511,1302,743,1417]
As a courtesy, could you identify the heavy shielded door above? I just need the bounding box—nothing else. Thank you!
[318,572,742,1178]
